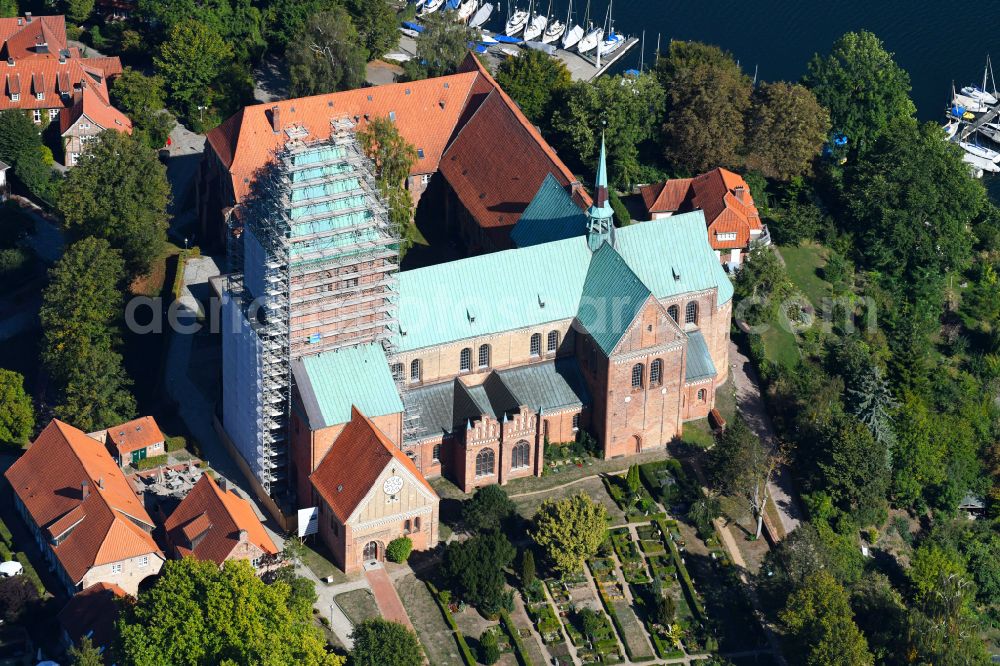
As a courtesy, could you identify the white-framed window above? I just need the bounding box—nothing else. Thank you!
[547,331,559,353]
[81,121,89,129]
[478,344,491,369]
[572,413,580,430]
[70,152,79,164]
[138,555,148,568]
[530,333,541,357]
[420,174,430,185]
[48,108,58,120]
[459,347,471,373]
[35,91,43,100]
[32,109,40,123]
[410,359,421,384]
[111,563,122,574]
[10,93,19,102]
[716,231,738,242]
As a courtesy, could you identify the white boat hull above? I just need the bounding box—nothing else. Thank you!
[953,93,989,114]
[421,0,444,13]
[457,0,477,21]
[577,27,603,54]
[960,141,1000,163]
[598,33,625,56]
[505,10,528,35]
[522,14,547,41]
[469,2,493,27]
[542,20,565,44]
[561,24,584,49]
[961,86,998,106]
[963,152,1000,173]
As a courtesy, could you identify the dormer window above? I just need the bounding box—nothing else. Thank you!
[35,91,42,100]
[10,93,18,102]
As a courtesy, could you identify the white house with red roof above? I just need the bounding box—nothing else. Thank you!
[0,14,130,166]
[639,167,769,267]
[4,419,165,595]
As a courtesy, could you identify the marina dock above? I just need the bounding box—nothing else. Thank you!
[956,106,999,142]
[554,36,640,81]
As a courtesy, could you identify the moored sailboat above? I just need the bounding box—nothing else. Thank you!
[561,0,584,49]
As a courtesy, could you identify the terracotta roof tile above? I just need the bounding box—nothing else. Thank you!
[310,407,437,523]
[101,415,164,456]
[639,178,692,213]
[164,474,277,565]
[1,15,67,60]
[4,420,162,584]
[57,582,126,650]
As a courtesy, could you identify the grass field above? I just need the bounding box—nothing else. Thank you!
[761,323,799,369]
[335,588,380,627]
[396,575,464,666]
[777,242,831,309]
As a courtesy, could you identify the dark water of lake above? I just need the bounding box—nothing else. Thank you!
[492,0,996,121]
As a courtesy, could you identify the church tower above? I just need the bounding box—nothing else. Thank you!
[587,135,616,251]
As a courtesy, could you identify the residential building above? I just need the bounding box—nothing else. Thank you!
[638,167,769,268]
[198,54,589,253]
[4,420,165,595]
[0,14,130,166]
[163,474,279,569]
[309,408,439,573]
[58,582,126,657]
[92,415,165,468]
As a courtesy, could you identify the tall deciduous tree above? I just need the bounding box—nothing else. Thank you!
[112,69,176,150]
[287,7,367,97]
[117,558,341,665]
[350,618,422,666]
[779,571,874,666]
[0,369,33,445]
[804,31,915,154]
[656,41,751,173]
[40,238,135,431]
[550,73,664,188]
[67,636,102,666]
[154,19,233,123]
[531,493,608,575]
[461,484,515,533]
[0,0,16,19]
[709,416,779,538]
[58,131,170,280]
[744,81,830,181]
[0,109,56,202]
[66,0,94,24]
[357,115,419,255]
[495,49,572,125]
[347,0,397,60]
[815,412,889,525]
[443,531,516,615]
[406,12,473,80]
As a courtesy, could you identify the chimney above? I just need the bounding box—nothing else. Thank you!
[24,12,31,22]
[270,105,280,133]
[238,529,248,544]
[81,480,89,499]
[218,477,228,493]
[97,477,104,490]
[734,185,746,203]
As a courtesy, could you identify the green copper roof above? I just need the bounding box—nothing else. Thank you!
[510,174,588,248]
[685,330,717,382]
[396,211,732,352]
[293,343,403,428]
[578,242,652,355]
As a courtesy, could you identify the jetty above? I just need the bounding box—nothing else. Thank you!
[956,106,999,142]
[554,36,640,81]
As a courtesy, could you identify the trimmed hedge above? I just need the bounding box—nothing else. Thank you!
[500,610,533,666]
[586,561,655,663]
[0,542,11,561]
[386,536,413,563]
[136,454,169,470]
[0,518,13,547]
[656,519,705,622]
[427,582,477,666]
[165,436,187,453]
[15,552,44,596]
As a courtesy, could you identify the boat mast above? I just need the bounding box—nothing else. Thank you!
[639,30,644,72]
[655,32,660,58]
[564,0,572,29]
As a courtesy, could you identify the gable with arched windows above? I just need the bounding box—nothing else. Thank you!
[475,448,495,477]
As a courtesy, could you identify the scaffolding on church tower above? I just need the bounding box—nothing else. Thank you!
[226,117,416,500]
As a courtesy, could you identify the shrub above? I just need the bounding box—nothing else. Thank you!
[479,628,500,665]
[15,553,44,596]
[165,435,187,452]
[0,519,13,548]
[0,247,29,278]
[386,536,413,563]
[136,454,168,470]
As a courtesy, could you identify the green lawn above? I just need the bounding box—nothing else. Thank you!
[335,589,380,626]
[777,242,831,309]
[300,542,348,584]
[761,323,800,369]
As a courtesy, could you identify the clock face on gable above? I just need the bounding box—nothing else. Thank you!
[383,475,404,496]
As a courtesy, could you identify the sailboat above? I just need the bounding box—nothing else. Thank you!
[505,0,529,36]
[961,56,999,106]
[522,0,548,42]
[594,1,624,58]
[457,0,478,21]
[421,0,445,14]
[541,0,564,43]
[561,0,584,49]
[469,1,493,27]
[577,18,603,54]
[959,138,1000,163]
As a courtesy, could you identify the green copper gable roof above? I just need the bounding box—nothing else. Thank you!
[396,210,732,352]
[616,213,734,306]
[510,174,588,248]
[293,343,403,428]
[685,330,717,382]
[578,242,652,355]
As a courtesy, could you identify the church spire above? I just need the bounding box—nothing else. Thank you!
[587,134,615,251]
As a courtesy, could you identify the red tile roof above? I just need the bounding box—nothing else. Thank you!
[640,168,762,251]
[310,407,437,523]
[164,474,278,565]
[59,83,132,135]
[205,53,588,234]
[57,582,127,650]
[4,420,162,585]
[0,16,68,60]
[102,415,164,456]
